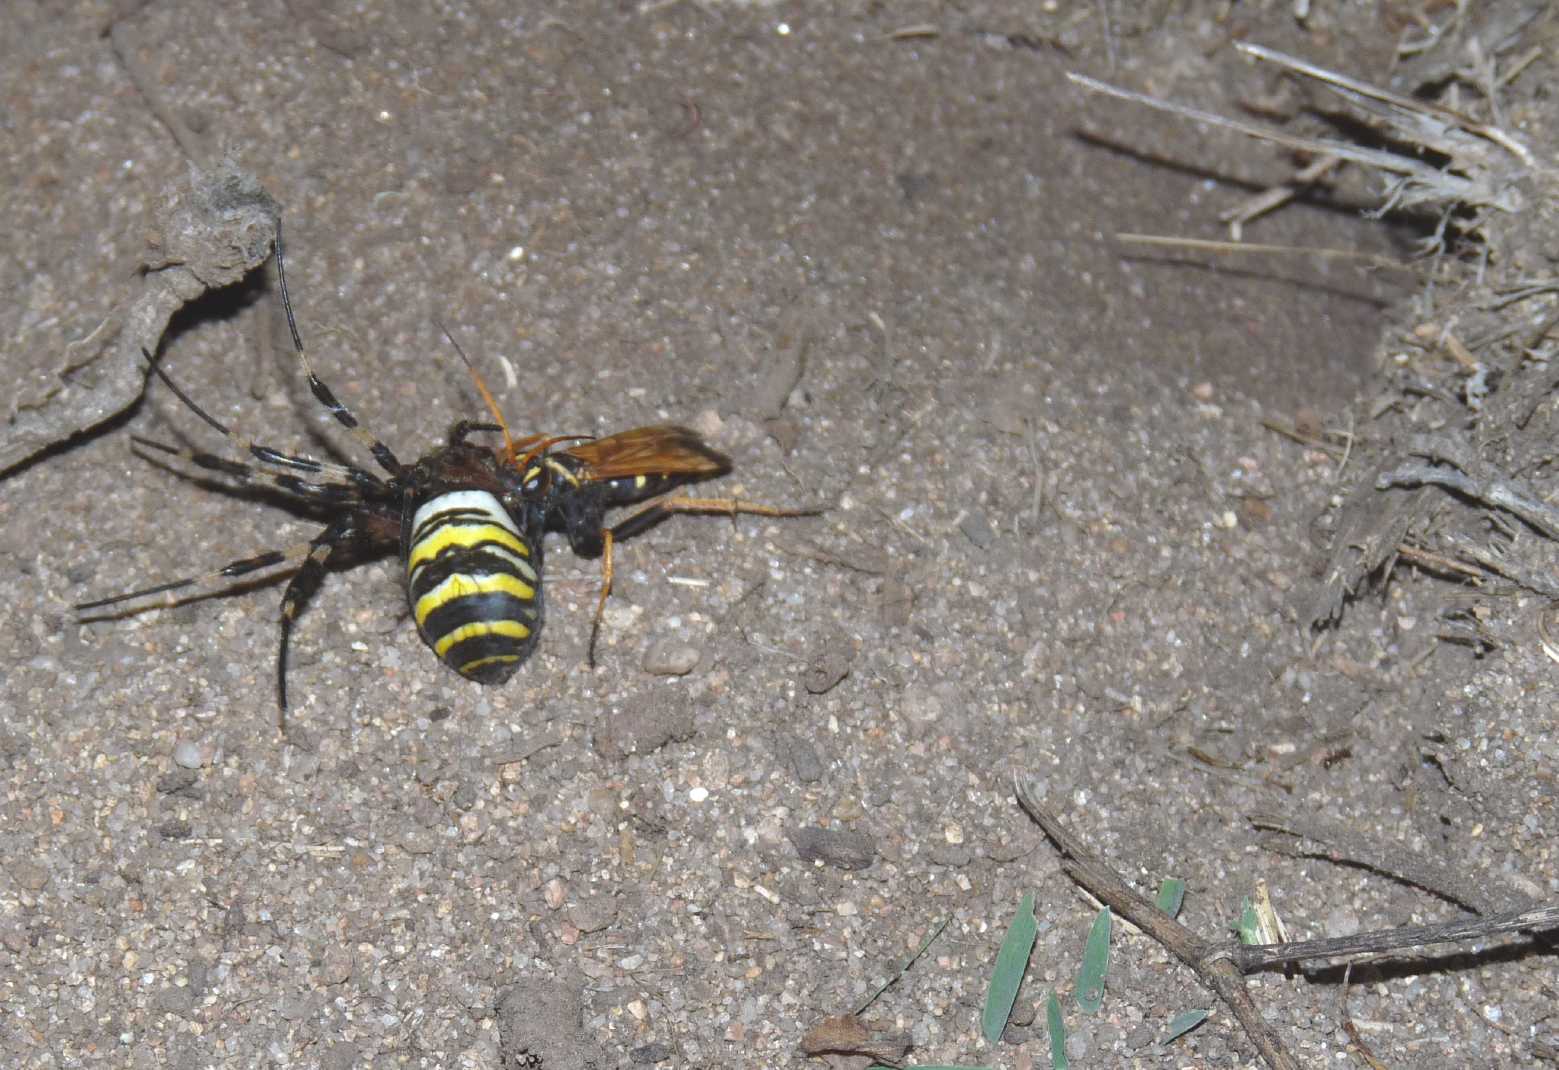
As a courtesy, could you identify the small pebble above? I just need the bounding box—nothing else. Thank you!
[803,650,851,695]
[12,862,49,892]
[788,826,877,871]
[689,408,723,439]
[958,511,996,548]
[642,640,701,676]
[173,741,204,769]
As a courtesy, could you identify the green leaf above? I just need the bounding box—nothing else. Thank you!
[1074,907,1111,1014]
[981,891,1037,1045]
[1155,877,1186,918]
[1236,896,1260,944]
[1046,990,1068,1070]
[1162,1009,1209,1044]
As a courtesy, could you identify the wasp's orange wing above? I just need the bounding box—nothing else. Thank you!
[561,425,729,481]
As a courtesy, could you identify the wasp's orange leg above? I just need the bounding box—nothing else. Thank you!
[586,525,616,669]
[583,494,821,666]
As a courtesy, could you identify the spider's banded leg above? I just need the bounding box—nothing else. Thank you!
[449,421,505,448]
[141,348,387,494]
[275,514,356,718]
[75,540,326,613]
[272,223,404,479]
[131,436,365,505]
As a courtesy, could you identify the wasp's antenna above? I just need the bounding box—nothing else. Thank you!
[436,320,514,457]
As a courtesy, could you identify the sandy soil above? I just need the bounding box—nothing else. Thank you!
[2,2,1553,1068]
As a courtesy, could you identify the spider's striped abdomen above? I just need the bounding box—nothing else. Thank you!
[403,489,542,684]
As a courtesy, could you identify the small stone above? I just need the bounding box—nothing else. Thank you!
[689,408,723,439]
[643,640,701,676]
[900,689,944,725]
[877,579,914,627]
[630,1042,675,1064]
[958,511,996,548]
[154,768,199,796]
[153,984,196,1018]
[173,741,204,769]
[832,795,866,822]
[566,896,617,934]
[772,733,825,784]
[789,826,877,871]
[1009,997,1039,1028]
[319,946,354,986]
[13,862,49,892]
[803,649,851,695]
[594,699,696,761]
[927,842,972,867]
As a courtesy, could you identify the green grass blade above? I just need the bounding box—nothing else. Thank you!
[1162,1008,1210,1044]
[980,891,1037,1045]
[1046,990,1068,1070]
[1155,877,1185,918]
[1074,906,1111,1013]
[856,916,950,1015]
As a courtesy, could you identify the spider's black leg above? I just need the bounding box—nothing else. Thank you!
[449,420,505,447]
[140,348,387,495]
[274,502,401,722]
[275,514,353,721]
[130,435,364,505]
[76,539,331,612]
[273,223,404,479]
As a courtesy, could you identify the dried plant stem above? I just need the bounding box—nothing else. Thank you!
[1016,778,1559,1069]
[1228,903,1559,971]
[1116,232,1411,273]
[1065,73,1480,192]
[1014,776,1301,1070]
[1234,42,1532,164]
[1377,443,1559,541]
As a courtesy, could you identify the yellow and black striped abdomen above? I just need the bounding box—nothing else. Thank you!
[403,489,542,684]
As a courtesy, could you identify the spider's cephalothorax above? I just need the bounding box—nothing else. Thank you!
[76,226,813,718]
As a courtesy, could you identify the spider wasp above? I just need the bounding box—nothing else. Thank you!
[77,227,814,718]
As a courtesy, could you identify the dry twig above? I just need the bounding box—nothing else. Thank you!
[1014,775,1301,1070]
[1377,439,1559,541]
[1016,777,1559,1069]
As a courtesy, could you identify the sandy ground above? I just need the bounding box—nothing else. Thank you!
[2,2,1553,1068]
